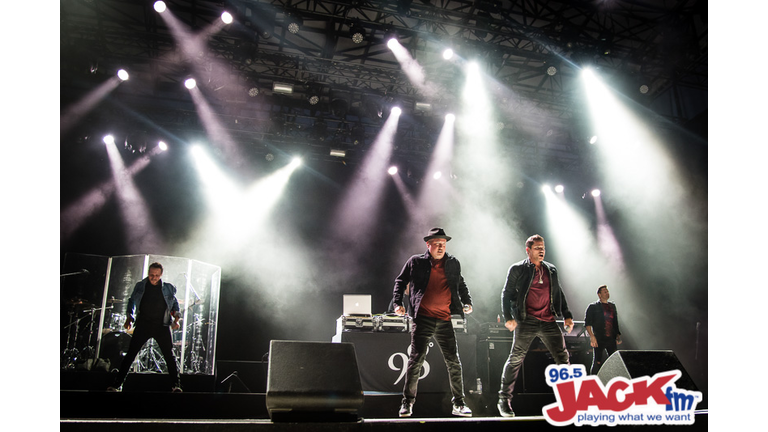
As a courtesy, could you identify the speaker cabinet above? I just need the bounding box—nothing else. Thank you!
[597,350,698,391]
[266,340,364,422]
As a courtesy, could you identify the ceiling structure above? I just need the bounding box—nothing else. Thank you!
[60,0,707,178]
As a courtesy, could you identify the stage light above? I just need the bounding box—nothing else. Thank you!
[185,78,197,89]
[542,184,552,193]
[387,37,400,50]
[547,66,557,76]
[154,1,166,13]
[273,82,294,94]
[388,166,398,175]
[290,157,303,167]
[589,135,598,144]
[350,21,366,44]
[391,106,402,116]
[158,141,168,151]
[265,153,275,162]
[103,135,115,145]
[555,184,564,193]
[415,102,432,112]
[285,12,302,34]
[117,69,129,81]
[248,87,259,97]
[308,95,320,105]
[591,189,601,197]
[445,113,456,122]
[221,12,233,24]
[639,84,649,94]
[330,149,346,158]
[433,171,442,180]
[443,48,454,60]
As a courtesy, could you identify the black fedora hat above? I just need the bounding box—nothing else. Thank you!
[423,227,452,242]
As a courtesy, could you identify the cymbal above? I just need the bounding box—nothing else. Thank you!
[66,298,94,307]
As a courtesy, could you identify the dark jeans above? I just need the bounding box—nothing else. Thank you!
[499,317,569,399]
[112,322,180,389]
[590,336,618,375]
[403,315,465,404]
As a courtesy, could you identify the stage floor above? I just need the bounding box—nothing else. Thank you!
[60,372,708,431]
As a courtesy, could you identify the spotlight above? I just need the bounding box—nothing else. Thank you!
[273,82,294,94]
[388,166,398,175]
[308,95,320,105]
[285,12,302,34]
[330,149,346,158]
[639,84,649,94]
[443,48,454,60]
[154,1,167,13]
[391,106,402,116]
[433,171,442,180]
[117,69,129,81]
[290,156,303,167]
[265,153,275,162]
[541,184,552,193]
[387,37,400,50]
[248,87,259,97]
[103,135,115,145]
[555,184,564,193]
[349,21,366,44]
[547,66,557,76]
[445,113,456,122]
[158,141,168,151]
[591,189,601,197]
[184,78,197,89]
[589,135,598,144]
[221,11,233,24]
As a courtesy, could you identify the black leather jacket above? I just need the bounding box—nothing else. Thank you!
[392,251,472,318]
[501,258,573,322]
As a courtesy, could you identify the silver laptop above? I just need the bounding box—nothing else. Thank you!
[343,294,372,316]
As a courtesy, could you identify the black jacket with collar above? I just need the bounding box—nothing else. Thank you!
[584,300,621,338]
[392,251,472,319]
[501,258,573,323]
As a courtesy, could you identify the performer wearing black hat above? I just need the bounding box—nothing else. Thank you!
[391,227,474,417]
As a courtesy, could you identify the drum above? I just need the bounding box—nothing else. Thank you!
[100,331,131,371]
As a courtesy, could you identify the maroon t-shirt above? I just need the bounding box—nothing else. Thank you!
[601,302,614,337]
[418,258,452,321]
[526,266,555,322]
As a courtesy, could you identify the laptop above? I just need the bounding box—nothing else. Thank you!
[343,294,372,316]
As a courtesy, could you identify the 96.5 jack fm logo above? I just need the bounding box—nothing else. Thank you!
[542,364,703,427]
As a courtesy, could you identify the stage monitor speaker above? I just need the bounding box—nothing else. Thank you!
[265,340,364,422]
[597,350,698,392]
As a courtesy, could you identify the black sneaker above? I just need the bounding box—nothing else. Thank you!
[497,398,515,417]
[399,400,414,417]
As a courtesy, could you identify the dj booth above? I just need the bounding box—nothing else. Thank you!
[332,316,590,395]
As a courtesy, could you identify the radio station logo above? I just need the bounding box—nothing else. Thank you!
[542,364,702,427]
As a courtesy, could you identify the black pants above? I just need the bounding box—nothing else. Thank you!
[590,335,618,375]
[403,315,465,404]
[112,321,180,389]
[499,317,569,399]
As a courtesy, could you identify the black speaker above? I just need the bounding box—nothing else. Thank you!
[265,340,364,422]
[597,350,698,391]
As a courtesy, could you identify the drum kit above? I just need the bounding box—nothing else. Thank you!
[61,296,209,374]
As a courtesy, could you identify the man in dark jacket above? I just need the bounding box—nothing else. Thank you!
[584,285,622,374]
[497,234,574,417]
[107,262,182,392]
[392,227,473,418]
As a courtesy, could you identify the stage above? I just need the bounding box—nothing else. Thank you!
[60,371,708,431]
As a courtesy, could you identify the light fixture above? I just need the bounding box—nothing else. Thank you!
[308,95,320,105]
[589,135,598,144]
[433,171,442,180]
[265,153,275,162]
[443,48,454,60]
[445,113,456,122]
[330,149,346,158]
[184,78,197,89]
[387,166,398,175]
[639,84,649,94]
[555,184,565,193]
[415,102,432,112]
[221,11,233,24]
[547,66,557,76]
[158,141,168,151]
[154,1,166,13]
[117,69,129,81]
[103,135,115,145]
[273,82,294,94]
[349,21,366,44]
[391,106,402,116]
[248,87,259,97]
[285,12,302,34]
[591,189,601,197]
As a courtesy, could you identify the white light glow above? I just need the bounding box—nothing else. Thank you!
[387,38,399,50]
[117,69,129,81]
[221,12,233,24]
[391,106,402,116]
[443,49,454,60]
[433,171,442,180]
[591,189,601,197]
[103,135,115,145]
[445,113,455,122]
[185,78,197,89]
[388,166,398,175]
[154,1,167,13]
[555,184,565,194]
[158,141,168,151]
